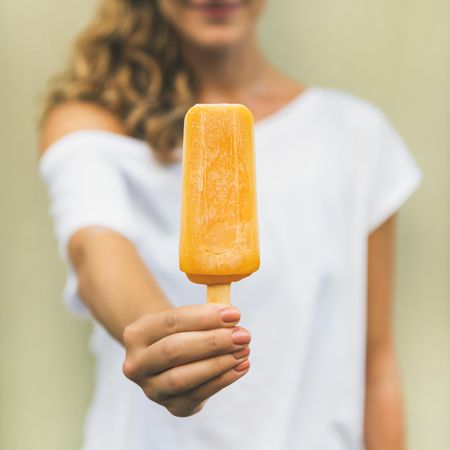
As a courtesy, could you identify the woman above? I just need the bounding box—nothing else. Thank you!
[39,1,421,449]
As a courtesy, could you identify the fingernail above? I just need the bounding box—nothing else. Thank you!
[233,347,250,359]
[234,360,250,372]
[220,307,240,323]
[231,328,251,345]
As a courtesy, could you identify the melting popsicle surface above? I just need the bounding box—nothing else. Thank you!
[179,104,260,284]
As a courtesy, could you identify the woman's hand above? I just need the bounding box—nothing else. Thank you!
[122,304,251,417]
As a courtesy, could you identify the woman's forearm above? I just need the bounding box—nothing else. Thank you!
[69,227,172,342]
[364,347,405,450]
[366,217,405,449]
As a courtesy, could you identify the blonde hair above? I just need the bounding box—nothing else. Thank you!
[42,0,195,163]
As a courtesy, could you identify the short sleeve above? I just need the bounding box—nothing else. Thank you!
[366,116,422,232]
[39,131,139,317]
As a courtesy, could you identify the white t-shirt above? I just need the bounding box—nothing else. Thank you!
[39,87,421,450]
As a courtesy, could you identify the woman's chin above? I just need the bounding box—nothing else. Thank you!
[183,26,249,50]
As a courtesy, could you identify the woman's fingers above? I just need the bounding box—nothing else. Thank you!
[135,326,251,376]
[144,348,251,402]
[122,305,252,418]
[123,304,241,347]
[165,356,251,417]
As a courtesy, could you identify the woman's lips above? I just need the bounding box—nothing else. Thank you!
[186,1,245,18]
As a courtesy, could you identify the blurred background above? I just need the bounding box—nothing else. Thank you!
[0,0,448,449]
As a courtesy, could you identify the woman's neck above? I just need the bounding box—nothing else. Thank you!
[180,34,305,121]
[181,35,272,102]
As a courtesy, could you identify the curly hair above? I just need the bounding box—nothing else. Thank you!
[41,0,195,163]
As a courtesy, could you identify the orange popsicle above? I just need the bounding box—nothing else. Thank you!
[179,104,260,304]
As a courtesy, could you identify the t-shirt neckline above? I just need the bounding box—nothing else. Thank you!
[254,86,319,132]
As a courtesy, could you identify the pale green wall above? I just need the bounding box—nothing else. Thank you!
[0,1,448,449]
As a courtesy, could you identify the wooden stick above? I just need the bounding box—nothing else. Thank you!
[207,283,231,304]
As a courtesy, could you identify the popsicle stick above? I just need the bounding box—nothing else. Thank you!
[207,284,231,304]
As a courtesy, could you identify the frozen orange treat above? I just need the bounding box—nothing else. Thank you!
[179,104,260,304]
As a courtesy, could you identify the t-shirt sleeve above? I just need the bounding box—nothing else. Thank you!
[366,115,422,232]
[39,131,139,317]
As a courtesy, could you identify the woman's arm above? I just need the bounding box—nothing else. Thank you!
[69,227,172,341]
[40,103,251,416]
[364,215,405,449]
[40,101,172,341]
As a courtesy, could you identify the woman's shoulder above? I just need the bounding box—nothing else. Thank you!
[39,101,129,159]
[312,87,389,130]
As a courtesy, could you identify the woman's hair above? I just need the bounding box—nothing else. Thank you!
[41,0,195,163]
